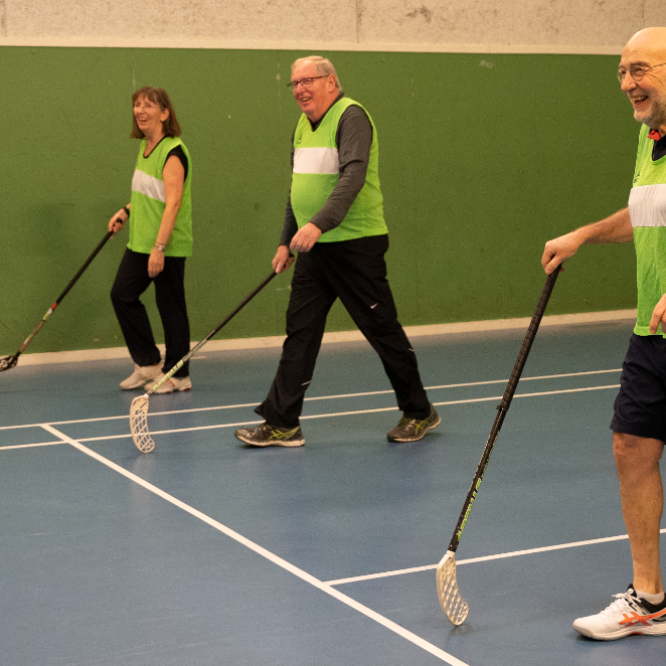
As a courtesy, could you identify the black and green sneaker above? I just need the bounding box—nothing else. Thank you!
[387,405,441,443]
[234,422,305,447]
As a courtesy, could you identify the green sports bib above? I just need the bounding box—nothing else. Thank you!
[629,124,666,338]
[128,136,193,257]
[291,97,388,243]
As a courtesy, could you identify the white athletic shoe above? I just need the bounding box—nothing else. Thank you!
[144,373,192,394]
[120,363,162,390]
[573,585,666,640]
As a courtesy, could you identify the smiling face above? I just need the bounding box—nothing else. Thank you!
[133,95,170,139]
[290,60,339,122]
[620,28,666,133]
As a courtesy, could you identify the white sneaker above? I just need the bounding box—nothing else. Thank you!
[120,363,162,390]
[144,373,192,394]
[573,585,666,640]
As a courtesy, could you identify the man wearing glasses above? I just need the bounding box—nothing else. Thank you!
[542,27,666,640]
[235,55,439,447]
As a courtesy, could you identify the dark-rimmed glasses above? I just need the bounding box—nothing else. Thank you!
[617,63,666,83]
[287,76,325,89]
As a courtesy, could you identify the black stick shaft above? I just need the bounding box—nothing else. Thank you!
[53,230,114,306]
[149,270,278,392]
[447,267,561,554]
[203,270,277,343]
[5,230,114,362]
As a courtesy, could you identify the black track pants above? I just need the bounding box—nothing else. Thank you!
[257,235,430,428]
[111,248,190,377]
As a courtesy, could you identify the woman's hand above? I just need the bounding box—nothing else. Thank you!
[650,294,666,335]
[108,206,129,234]
[148,247,165,278]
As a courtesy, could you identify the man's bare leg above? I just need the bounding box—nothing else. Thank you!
[613,432,665,594]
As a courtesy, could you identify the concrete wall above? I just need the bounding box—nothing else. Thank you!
[0,1,658,53]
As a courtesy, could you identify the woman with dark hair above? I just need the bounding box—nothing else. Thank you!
[108,87,193,393]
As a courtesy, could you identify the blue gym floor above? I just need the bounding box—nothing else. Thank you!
[2,319,665,665]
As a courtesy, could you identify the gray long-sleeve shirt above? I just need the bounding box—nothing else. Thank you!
[279,93,374,247]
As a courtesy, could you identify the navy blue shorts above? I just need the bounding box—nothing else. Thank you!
[610,334,666,443]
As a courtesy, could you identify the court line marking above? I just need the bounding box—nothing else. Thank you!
[40,424,469,666]
[325,529,666,586]
[0,369,621,432]
[0,384,621,447]
[298,369,621,403]
[0,441,64,451]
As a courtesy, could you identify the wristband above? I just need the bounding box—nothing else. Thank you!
[122,206,130,217]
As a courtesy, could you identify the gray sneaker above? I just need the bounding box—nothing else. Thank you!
[144,373,192,393]
[119,363,162,390]
[234,423,305,447]
[387,405,441,442]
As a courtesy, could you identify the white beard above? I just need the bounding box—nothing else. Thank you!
[635,90,666,129]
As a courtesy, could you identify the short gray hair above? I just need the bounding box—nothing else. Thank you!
[292,56,341,89]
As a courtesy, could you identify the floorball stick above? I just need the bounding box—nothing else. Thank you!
[437,267,561,625]
[130,270,278,453]
[0,230,114,372]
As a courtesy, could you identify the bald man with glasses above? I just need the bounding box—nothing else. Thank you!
[235,56,439,448]
[542,27,666,640]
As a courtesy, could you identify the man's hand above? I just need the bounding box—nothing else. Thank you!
[542,209,633,274]
[148,248,165,278]
[649,294,666,335]
[290,222,322,253]
[541,230,583,274]
[272,245,295,274]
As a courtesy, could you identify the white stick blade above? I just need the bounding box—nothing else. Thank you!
[0,355,18,371]
[436,550,469,626]
[130,394,155,453]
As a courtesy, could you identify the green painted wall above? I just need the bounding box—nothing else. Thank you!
[0,47,638,356]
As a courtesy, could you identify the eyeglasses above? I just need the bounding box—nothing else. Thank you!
[287,76,326,89]
[617,62,666,83]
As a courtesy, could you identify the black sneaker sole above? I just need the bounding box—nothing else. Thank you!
[234,433,305,447]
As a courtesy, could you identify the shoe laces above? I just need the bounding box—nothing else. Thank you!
[601,591,641,618]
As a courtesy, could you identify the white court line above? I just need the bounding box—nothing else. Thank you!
[0,401,260,430]
[40,424,469,666]
[325,529,666,586]
[302,369,621,402]
[0,368,621,431]
[0,441,64,451]
[0,384,621,446]
[434,384,622,405]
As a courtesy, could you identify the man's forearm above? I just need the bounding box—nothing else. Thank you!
[542,207,634,273]
[574,207,633,245]
[309,161,367,232]
[280,197,299,246]
[308,105,372,233]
